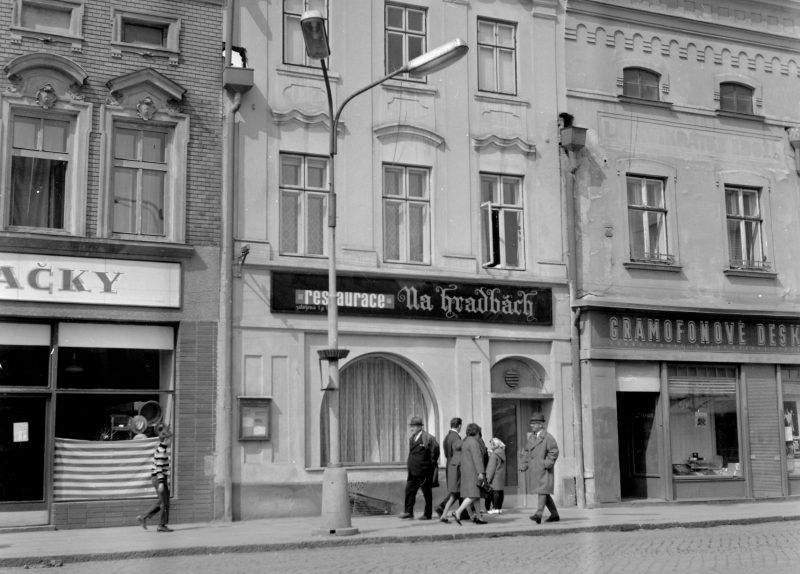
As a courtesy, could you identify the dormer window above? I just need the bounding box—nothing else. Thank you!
[623,68,660,101]
[719,82,753,114]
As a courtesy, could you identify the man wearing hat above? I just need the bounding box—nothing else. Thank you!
[520,413,560,524]
[400,415,440,520]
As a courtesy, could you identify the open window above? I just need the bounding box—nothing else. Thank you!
[480,173,524,269]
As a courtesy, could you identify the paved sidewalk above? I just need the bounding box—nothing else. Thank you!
[2,499,800,568]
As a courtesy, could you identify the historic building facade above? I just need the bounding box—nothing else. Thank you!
[0,0,224,528]
[565,0,800,504]
[229,0,576,518]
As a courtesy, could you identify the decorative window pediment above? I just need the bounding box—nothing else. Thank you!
[105,68,186,116]
[374,123,445,148]
[4,53,88,102]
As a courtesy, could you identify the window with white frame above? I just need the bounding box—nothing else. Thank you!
[719,82,753,114]
[623,67,660,101]
[725,185,767,270]
[110,123,170,237]
[383,164,430,264]
[477,18,516,95]
[279,153,328,256]
[627,175,670,262]
[385,3,426,77]
[111,9,180,54]
[13,0,84,38]
[480,173,524,268]
[9,113,71,229]
[283,0,328,66]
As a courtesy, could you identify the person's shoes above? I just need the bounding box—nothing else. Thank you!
[418,515,432,520]
[439,517,450,523]
[487,509,500,515]
[530,513,542,524]
[450,511,462,526]
[156,525,173,532]
[136,515,147,530]
[472,516,488,524]
[546,514,560,522]
[434,507,444,518]
[399,513,413,519]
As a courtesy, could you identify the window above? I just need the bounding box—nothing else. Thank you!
[383,164,430,264]
[283,0,327,66]
[480,173,524,268]
[668,365,740,479]
[9,114,70,229]
[122,21,167,47]
[385,3,426,77]
[627,175,670,262]
[781,367,800,478]
[623,68,660,101]
[719,82,753,114]
[13,0,84,38]
[279,153,328,256]
[477,19,516,94]
[725,185,767,270]
[111,9,180,55]
[321,356,429,465]
[111,124,169,237]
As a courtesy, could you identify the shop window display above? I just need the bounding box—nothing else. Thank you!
[0,345,50,386]
[782,367,800,477]
[668,374,740,478]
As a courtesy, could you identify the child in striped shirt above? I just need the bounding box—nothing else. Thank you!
[137,423,173,532]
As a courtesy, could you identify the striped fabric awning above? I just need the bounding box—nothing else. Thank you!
[54,437,161,501]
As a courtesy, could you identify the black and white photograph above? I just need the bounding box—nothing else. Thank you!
[1,1,800,573]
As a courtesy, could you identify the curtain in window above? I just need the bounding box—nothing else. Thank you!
[10,156,66,228]
[321,357,428,465]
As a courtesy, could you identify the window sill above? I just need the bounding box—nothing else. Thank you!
[724,268,777,279]
[110,41,179,63]
[715,110,765,123]
[306,464,408,472]
[10,26,84,45]
[382,81,437,97]
[276,65,341,83]
[382,260,431,267]
[617,95,673,109]
[624,261,682,272]
[0,231,195,260]
[474,92,530,107]
[672,475,744,481]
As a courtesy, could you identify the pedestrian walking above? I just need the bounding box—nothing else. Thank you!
[485,437,506,514]
[520,413,560,524]
[136,423,173,532]
[450,423,487,525]
[437,417,462,522]
[399,415,440,520]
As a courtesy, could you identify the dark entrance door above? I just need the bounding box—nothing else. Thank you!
[617,392,663,500]
[0,396,47,507]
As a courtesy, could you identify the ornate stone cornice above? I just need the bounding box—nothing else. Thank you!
[472,134,537,156]
[374,123,445,148]
[106,68,186,104]
[271,107,333,129]
[4,53,88,88]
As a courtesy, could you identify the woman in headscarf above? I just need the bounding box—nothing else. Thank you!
[448,423,487,525]
[485,437,506,514]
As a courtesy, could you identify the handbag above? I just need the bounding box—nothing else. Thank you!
[476,476,493,495]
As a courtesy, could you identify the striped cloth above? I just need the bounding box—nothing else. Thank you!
[54,437,162,501]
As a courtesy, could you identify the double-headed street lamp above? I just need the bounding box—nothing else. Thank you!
[300,10,467,535]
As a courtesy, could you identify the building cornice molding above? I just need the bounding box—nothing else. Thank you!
[374,122,445,148]
[271,107,337,130]
[472,134,537,156]
[4,53,88,88]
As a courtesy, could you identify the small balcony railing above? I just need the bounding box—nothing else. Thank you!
[729,258,772,271]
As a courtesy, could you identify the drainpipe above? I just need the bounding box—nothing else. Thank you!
[560,120,588,508]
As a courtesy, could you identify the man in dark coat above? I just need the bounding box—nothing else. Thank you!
[400,415,440,520]
[520,413,560,524]
[434,417,462,517]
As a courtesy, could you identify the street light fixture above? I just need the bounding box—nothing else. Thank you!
[300,10,467,536]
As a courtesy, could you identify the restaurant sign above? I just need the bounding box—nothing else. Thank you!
[594,310,800,353]
[271,272,552,325]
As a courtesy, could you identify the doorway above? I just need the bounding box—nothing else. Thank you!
[0,395,49,526]
[491,398,546,508]
[617,392,664,500]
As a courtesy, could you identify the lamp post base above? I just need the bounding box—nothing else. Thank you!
[315,466,359,536]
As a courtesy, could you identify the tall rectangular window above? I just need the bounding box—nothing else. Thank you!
[279,153,328,256]
[10,114,70,229]
[382,164,430,264]
[111,124,168,237]
[480,173,524,268]
[283,0,328,66]
[726,185,766,270]
[385,3,426,77]
[477,18,516,94]
[627,175,669,262]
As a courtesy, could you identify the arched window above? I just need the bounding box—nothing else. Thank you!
[623,67,660,101]
[719,82,753,114]
[321,355,429,465]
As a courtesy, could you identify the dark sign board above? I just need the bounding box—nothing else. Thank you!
[271,272,552,325]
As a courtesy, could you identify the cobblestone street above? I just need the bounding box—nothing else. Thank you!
[8,520,800,574]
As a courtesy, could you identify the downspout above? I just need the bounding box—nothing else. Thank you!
[215,0,240,523]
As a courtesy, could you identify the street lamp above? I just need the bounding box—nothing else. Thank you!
[300,10,467,536]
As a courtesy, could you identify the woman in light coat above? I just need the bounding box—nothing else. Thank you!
[485,437,506,514]
[449,423,487,525]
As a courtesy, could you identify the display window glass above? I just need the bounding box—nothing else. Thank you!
[781,367,800,477]
[0,345,50,387]
[668,365,740,478]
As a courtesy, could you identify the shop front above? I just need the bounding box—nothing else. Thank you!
[582,308,800,504]
[232,269,573,518]
[0,250,217,529]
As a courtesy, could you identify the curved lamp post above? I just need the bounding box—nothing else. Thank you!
[300,9,467,535]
